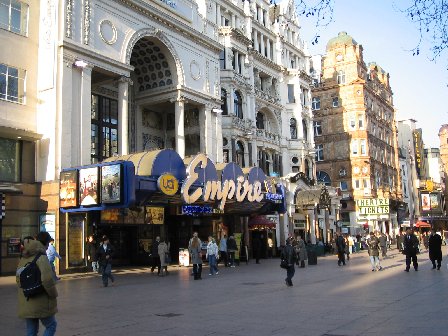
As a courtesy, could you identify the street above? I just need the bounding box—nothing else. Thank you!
[1,248,448,336]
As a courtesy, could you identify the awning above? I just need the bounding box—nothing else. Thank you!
[248,215,276,229]
[414,221,431,228]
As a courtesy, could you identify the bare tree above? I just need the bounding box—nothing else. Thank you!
[296,0,447,63]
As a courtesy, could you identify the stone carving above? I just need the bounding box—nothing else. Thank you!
[205,60,210,93]
[65,0,73,38]
[83,0,91,45]
[142,133,164,150]
[99,20,118,45]
[190,60,201,80]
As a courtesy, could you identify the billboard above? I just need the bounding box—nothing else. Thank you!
[421,193,441,212]
[79,167,99,206]
[101,164,121,203]
[60,170,78,208]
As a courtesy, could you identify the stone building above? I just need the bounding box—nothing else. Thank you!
[311,32,402,235]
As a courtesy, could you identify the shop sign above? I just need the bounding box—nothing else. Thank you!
[181,205,224,215]
[145,206,164,224]
[157,173,179,196]
[265,192,283,203]
[356,198,389,216]
[421,193,440,212]
[7,237,21,255]
[182,154,264,210]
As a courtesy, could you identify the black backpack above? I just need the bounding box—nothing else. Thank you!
[18,253,45,300]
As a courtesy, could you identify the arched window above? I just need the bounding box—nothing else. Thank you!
[290,118,297,139]
[302,119,308,141]
[256,112,265,129]
[221,89,228,115]
[234,91,243,119]
[236,141,245,167]
[337,70,345,84]
[316,171,331,186]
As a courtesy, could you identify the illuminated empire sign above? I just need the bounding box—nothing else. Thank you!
[182,154,264,210]
[356,198,389,216]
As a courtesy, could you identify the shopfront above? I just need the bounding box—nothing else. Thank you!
[59,149,285,272]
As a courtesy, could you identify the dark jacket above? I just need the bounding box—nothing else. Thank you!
[86,241,97,261]
[428,233,442,260]
[16,240,58,319]
[403,234,419,256]
[227,237,238,252]
[336,236,346,253]
[367,236,380,257]
[96,243,114,266]
[151,240,160,255]
[281,244,297,266]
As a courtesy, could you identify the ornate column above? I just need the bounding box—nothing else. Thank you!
[260,34,265,56]
[80,65,92,165]
[267,39,271,60]
[229,87,235,116]
[199,105,208,153]
[216,4,221,25]
[254,31,259,53]
[231,13,236,28]
[118,76,132,156]
[174,97,185,158]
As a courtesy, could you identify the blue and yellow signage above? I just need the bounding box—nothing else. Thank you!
[157,173,179,196]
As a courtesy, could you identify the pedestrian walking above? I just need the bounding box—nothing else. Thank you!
[281,237,297,287]
[17,233,58,336]
[96,236,115,287]
[367,232,382,271]
[46,238,62,281]
[335,232,346,266]
[219,234,228,267]
[86,235,98,272]
[379,232,388,258]
[403,228,419,272]
[227,235,238,267]
[344,235,351,261]
[428,229,442,270]
[158,238,170,276]
[267,236,274,258]
[295,235,307,268]
[206,236,219,275]
[150,236,161,275]
[347,235,354,255]
[189,234,202,280]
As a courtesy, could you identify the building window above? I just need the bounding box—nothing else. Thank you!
[360,139,367,155]
[354,179,360,189]
[351,140,358,155]
[91,94,119,163]
[287,84,295,103]
[340,181,348,191]
[305,159,311,178]
[0,63,26,103]
[302,119,308,141]
[0,137,21,182]
[223,149,229,163]
[317,171,331,186]
[219,50,225,69]
[221,89,228,115]
[358,115,364,129]
[313,121,322,136]
[0,0,28,36]
[290,118,297,139]
[236,141,245,167]
[337,70,345,84]
[312,97,320,110]
[315,144,324,161]
[332,97,339,107]
[233,90,243,119]
[256,112,265,129]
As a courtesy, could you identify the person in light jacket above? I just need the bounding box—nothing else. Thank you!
[206,236,219,276]
[17,233,58,336]
[295,235,307,268]
[189,235,202,280]
[158,239,169,276]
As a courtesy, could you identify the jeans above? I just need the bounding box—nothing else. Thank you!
[102,263,114,286]
[208,255,218,275]
[26,315,57,336]
[369,256,381,270]
[285,265,295,285]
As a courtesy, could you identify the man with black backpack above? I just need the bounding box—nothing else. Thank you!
[16,232,58,336]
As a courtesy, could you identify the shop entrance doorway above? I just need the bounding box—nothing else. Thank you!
[97,226,139,266]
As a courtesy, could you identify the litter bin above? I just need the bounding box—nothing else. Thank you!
[307,245,317,265]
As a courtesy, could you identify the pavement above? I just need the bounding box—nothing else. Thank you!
[1,248,448,336]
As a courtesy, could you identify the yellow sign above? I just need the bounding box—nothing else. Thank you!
[157,174,179,196]
[356,198,389,216]
[145,206,164,225]
[425,180,434,192]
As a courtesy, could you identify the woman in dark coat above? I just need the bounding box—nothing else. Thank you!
[428,229,442,270]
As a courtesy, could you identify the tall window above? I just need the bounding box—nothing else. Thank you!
[236,141,245,167]
[315,144,324,161]
[91,94,119,163]
[0,137,21,182]
[312,97,320,110]
[332,97,339,107]
[219,50,225,69]
[0,63,26,103]
[313,121,322,136]
[337,70,345,84]
[317,171,331,186]
[358,114,364,129]
[360,139,367,155]
[233,90,243,119]
[290,118,297,139]
[287,84,295,103]
[0,0,28,35]
[256,112,265,129]
[351,140,359,155]
[302,120,308,141]
[340,181,348,191]
[221,89,228,115]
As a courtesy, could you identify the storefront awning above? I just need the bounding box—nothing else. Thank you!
[248,215,276,229]
[414,221,431,228]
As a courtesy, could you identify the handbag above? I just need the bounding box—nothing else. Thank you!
[280,259,289,269]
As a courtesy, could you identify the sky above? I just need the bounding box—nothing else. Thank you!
[298,0,448,148]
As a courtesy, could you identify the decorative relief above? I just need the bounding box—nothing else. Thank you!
[143,133,164,150]
[190,60,201,80]
[142,110,163,129]
[83,0,91,45]
[99,20,117,45]
[205,60,210,93]
[65,0,73,38]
